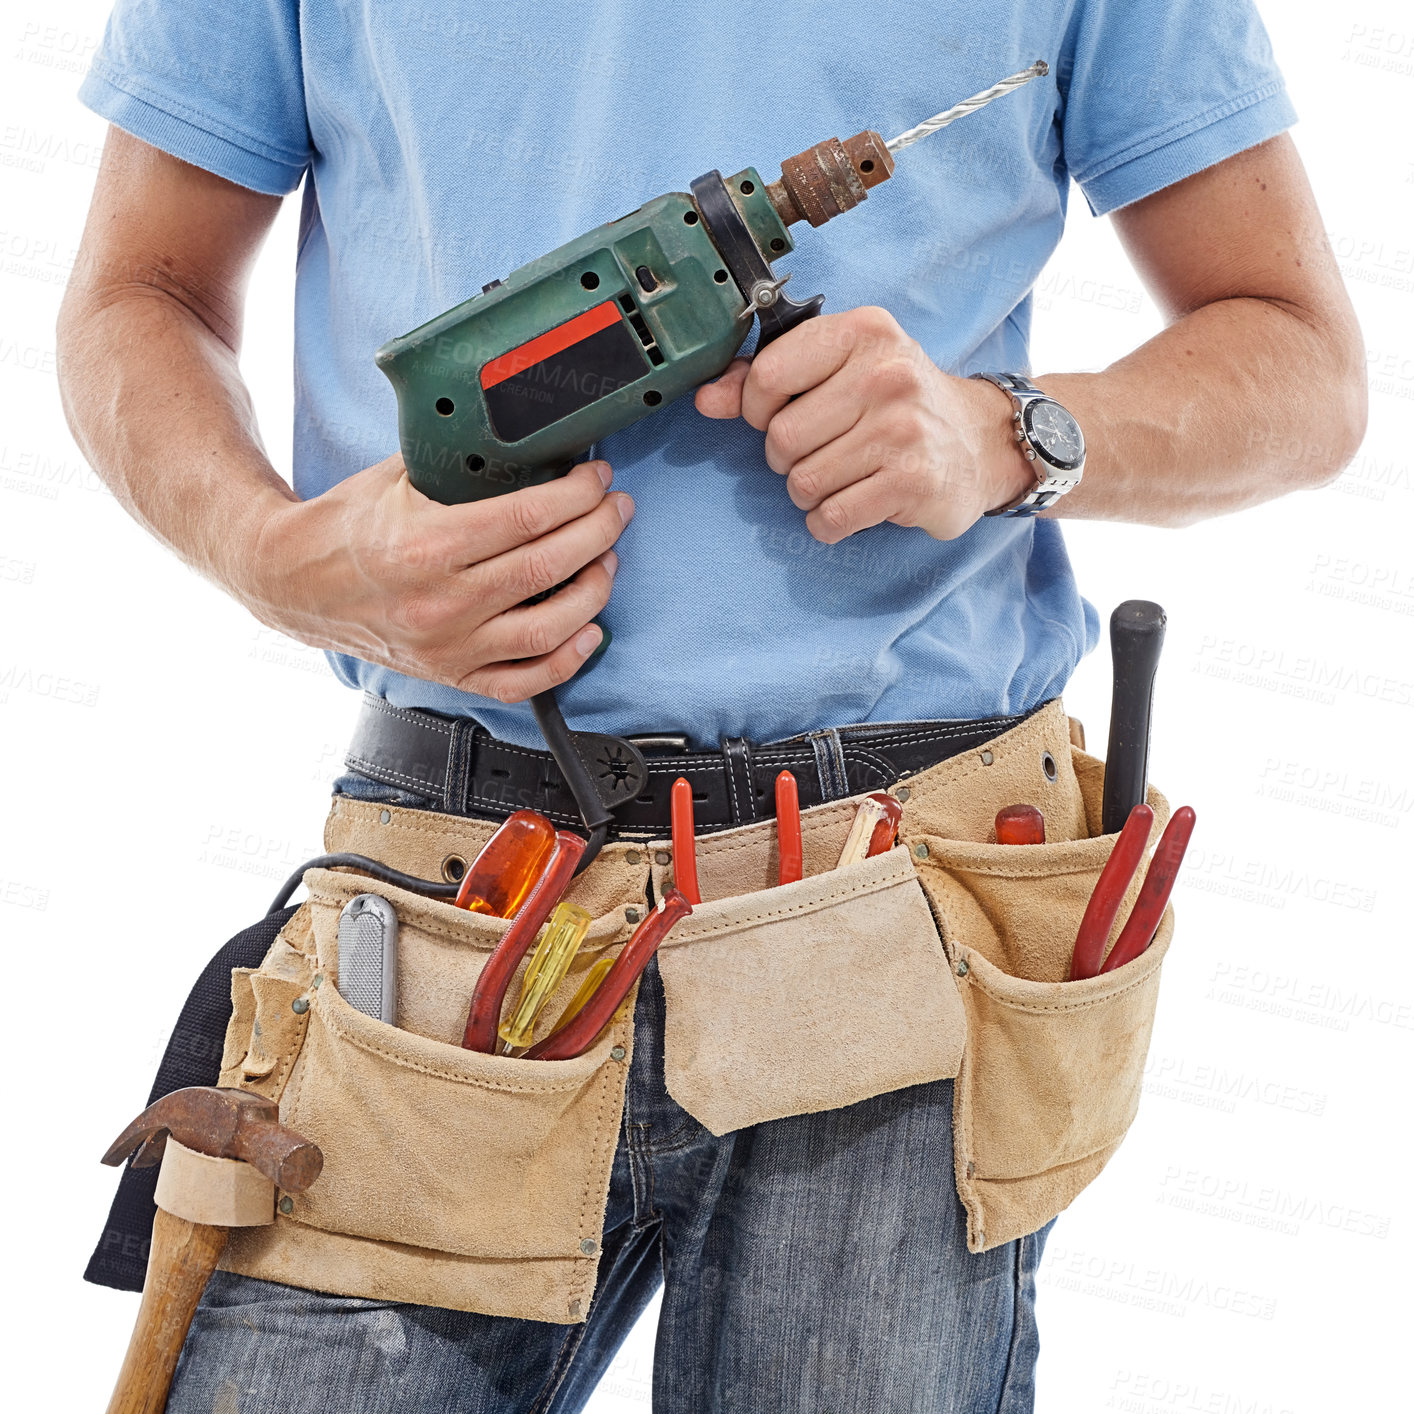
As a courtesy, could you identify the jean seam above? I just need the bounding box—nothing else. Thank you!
[529,1312,593,1414]
[995,1229,1028,1412]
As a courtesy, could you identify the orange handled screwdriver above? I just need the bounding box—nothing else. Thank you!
[1100,806,1195,973]
[455,809,557,917]
[525,889,693,1060]
[461,830,586,1052]
[1069,803,1153,981]
[671,777,701,905]
[995,804,1045,845]
[776,771,803,885]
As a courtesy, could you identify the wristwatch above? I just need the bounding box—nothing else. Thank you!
[971,373,1085,517]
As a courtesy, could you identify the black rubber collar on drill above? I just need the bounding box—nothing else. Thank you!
[689,169,823,349]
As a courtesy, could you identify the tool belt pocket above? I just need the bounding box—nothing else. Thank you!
[215,867,634,1323]
[911,748,1174,1254]
[651,802,966,1137]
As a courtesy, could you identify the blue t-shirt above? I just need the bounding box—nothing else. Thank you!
[80,1,1293,749]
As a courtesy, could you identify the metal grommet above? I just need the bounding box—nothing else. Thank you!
[1041,750,1058,783]
[291,997,310,1014]
[379,809,391,825]
[610,1045,626,1062]
[895,786,911,803]
[580,1238,598,1255]
[624,850,642,866]
[979,750,994,766]
[278,1196,294,1215]
[441,854,467,884]
[956,959,969,976]
[912,842,930,860]
[625,906,641,924]
[654,850,671,866]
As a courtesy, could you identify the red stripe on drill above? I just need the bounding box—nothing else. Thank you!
[479,301,623,390]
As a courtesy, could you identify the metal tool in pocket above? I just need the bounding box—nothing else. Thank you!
[337,894,399,1024]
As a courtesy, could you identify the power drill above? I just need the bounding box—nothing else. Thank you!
[376,61,1048,504]
[372,62,1049,862]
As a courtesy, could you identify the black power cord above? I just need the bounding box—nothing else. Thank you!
[267,852,460,915]
[531,687,611,873]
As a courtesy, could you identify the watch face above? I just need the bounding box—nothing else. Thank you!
[1023,399,1085,471]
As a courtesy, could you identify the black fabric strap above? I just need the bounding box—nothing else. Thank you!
[84,907,299,1294]
[345,693,1044,834]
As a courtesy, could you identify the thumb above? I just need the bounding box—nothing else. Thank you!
[694,358,751,419]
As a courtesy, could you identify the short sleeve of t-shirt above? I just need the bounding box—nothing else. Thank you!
[1059,0,1297,216]
[78,0,309,195]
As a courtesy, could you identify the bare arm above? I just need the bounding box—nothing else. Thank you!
[1038,134,1367,523]
[697,135,1367,538]
[57,129,632,701]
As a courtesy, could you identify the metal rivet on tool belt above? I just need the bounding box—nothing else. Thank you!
[580,1239,598,1255]
[311,974,322,989]
[1041,750,1058,782]
[967,1161,976,1179]
[278,1196,294,1215]
[611,1045,626,1062]
[912,842,929,860]
[379,810,391,824]
[625,907,641,924]
[654,850,671,866]
[895,786,910,803]
[624,850,642,866]
[956,960,969,976]
[979,750,994,766]
[568,1299,583,1317]
[291,997,309,1014]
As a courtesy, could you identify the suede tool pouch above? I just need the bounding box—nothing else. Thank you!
[217,866,636,1323]
[651,800,966,1137]
[912,748,1175,1254]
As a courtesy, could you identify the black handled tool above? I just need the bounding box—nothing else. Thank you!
[1101,600,1166,835]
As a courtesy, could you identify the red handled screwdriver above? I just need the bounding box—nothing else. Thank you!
[776,771,803,885]
[995,804,1045,845]
[1100,806,1196,973]
[670,777,701,905]
[836,793,904,867]
[1070,803,1153,981]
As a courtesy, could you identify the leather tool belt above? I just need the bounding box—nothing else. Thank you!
[91,699,1178,1330]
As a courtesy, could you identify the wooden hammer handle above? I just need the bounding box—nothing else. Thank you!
[105,1207,228,1414]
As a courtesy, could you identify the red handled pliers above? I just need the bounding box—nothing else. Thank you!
[1070,804,1195,980]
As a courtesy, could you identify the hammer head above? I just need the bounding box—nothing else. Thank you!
[102,1086,322,1194]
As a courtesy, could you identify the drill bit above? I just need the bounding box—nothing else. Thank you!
[885,60,1050,153]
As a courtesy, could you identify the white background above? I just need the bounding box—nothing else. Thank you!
[3,2,1411,1409]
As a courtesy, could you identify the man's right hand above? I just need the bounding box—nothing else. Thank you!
[242,455,633,703]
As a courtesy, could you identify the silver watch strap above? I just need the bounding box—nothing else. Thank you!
[974,372,1039,396]
[971,371,1081,518]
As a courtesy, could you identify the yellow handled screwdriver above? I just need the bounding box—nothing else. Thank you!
[556,954,616,1030]
[498,902,593,1053]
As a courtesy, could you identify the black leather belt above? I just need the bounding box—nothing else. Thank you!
[345,693,1044,835]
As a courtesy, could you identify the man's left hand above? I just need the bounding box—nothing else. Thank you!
[694,307,1032,544]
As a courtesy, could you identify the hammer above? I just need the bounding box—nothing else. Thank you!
[100,1087,322,1414]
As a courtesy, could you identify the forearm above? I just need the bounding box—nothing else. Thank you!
[1031,294,1367,526]
[57,281,294,597]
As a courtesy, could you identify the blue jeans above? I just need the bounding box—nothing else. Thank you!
[168,777,1052,1413]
